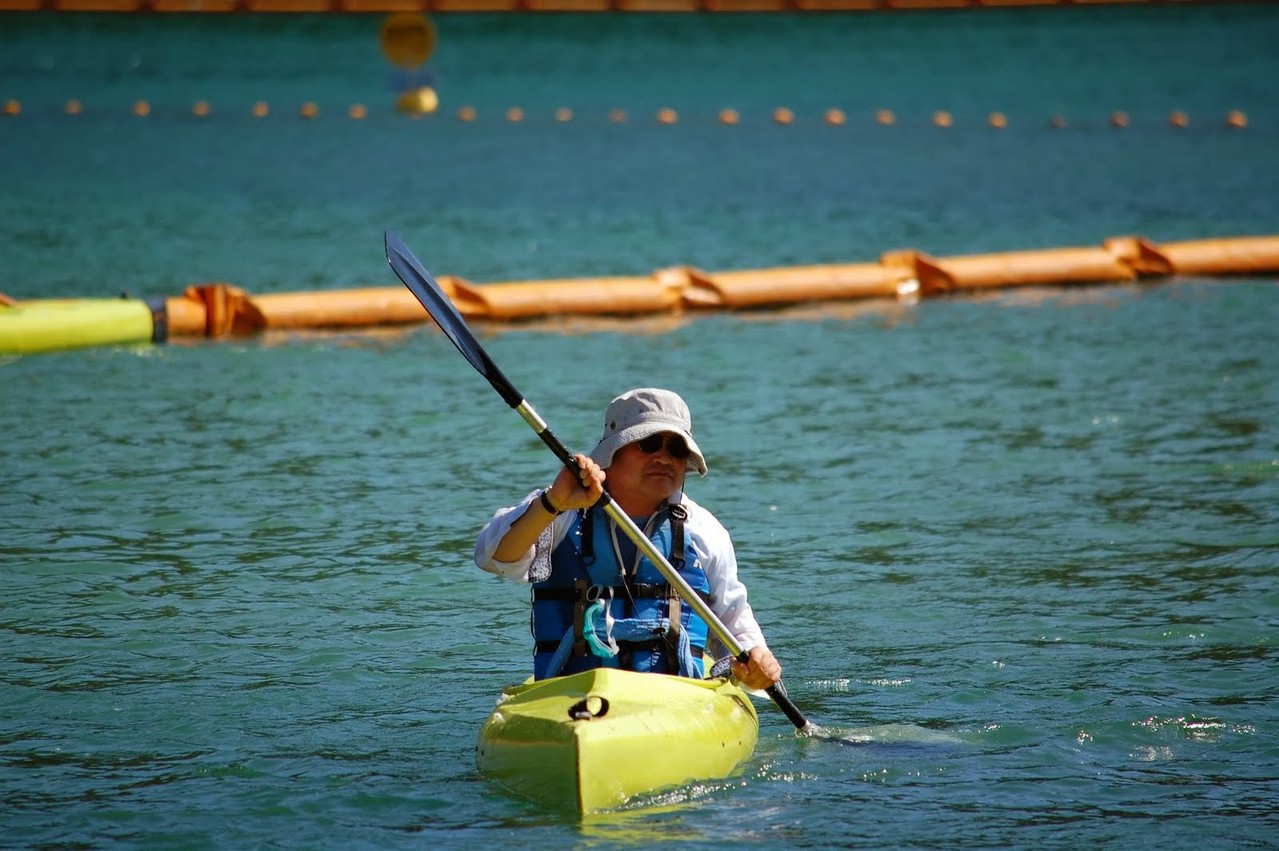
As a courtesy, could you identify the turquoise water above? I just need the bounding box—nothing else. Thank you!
[3,8,1279,849]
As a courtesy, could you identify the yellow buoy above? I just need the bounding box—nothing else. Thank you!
[379,13,437,70]
[397,86,439,115]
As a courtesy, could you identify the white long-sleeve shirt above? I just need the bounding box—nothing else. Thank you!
[474,489,768,656]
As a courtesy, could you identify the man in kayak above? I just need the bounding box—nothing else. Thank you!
[475,387,783,691]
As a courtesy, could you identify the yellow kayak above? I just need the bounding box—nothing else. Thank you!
[476,668,758,814]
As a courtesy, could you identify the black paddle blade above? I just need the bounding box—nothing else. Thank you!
[385,230,522,409]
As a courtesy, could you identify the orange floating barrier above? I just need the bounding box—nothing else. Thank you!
[140,234,1279,343]
[876,109,896,126]
[434,0,519,9]
[193,100,211,117]
[65,99,82,115]
[933,110,953,127]
[458,106,477,121]
[719,108,740,125]
[988,111,1007,128]
[133,100,150,117]
[451,276,684,321]
[554,107,573,122]
[300,101,319,119]
[3,99,20,116]
[773,107,795,125]
[616,0,699,8]
[1160,236,1279,277]
[1226,110,1247,129]
[656,107,678,125]
[885,239,1174,296]
[253,287,431,330]
[673,263,903,310]
[824,108,846,126]
[524,0,609,8]
[348,103,368,119]
[506,106,524,122]
[252,101,270,118]
[1168,110,1189,128]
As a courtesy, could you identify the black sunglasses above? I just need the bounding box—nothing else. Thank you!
[636,433,691,460]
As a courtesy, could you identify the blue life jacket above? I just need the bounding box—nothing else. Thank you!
[530,502,711,680]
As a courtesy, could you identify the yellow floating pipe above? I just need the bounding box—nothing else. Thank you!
[0,298,161,354]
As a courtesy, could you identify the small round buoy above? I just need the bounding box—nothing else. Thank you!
[1049,114,1067,129]
[193,100,211,118]
[457,105,476,122]
[773,107,794,125]
[133,100,151,117]
[554,107,573,122]
[824,108,846,126]
[1226,109,1247,129]
[933,110,952,128]
[506,106,524,122]
[65,99,82,115]
[396,86,438,116]
[609,108,627,123]
[252,101,270,118]
[348,103,367,120]
[656,107,678,125]
[988,111,1007,129]
[3,99,21,116]
[1168,110,1189,128]
[719,108,739,126]
[1110,110,1129,128]
[300,101,318,119]
[876,109,895,126]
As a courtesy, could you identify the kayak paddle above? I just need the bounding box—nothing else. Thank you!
[384,229,810,732]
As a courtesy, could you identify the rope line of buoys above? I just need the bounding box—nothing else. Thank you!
[0,0,1246,13]
[5,234,1273,353]
[0,99,1258,130]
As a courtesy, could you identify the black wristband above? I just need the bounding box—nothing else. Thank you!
[539,489,563,516]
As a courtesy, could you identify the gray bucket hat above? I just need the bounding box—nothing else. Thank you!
[589,388,708,477]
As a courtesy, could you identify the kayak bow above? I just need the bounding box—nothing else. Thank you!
[477,668,759,813]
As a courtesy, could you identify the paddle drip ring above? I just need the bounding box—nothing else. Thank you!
[568,695,609,721]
